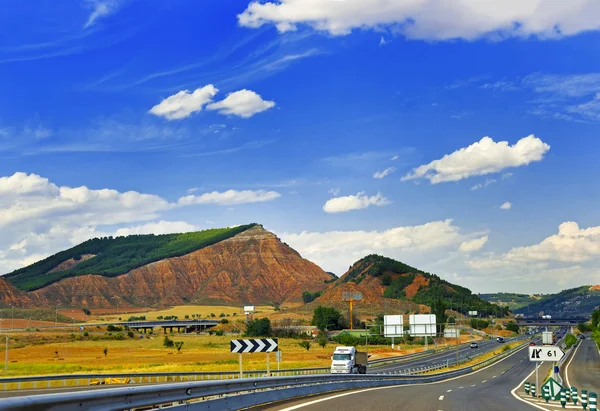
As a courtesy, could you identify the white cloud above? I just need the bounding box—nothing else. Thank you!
[238,0,600,40]
[0,172,280,273]
[402,135,550,184]
[373,167,396,179]
[379,36,387,46]
[186,187,199,194]
[84,0,121,29]
[149,85,218,120]
[279,219,463,275]
[114,221,199,237]
[328,188,340,196]
[470,178,496,191]
[522,73,600,98]
[323,192,390,213]
[500,201,512,210]
[466,222,600,290]
[178,189,281,206]
[502,172,513,179]
[206,89,275,118]
[459,236,488,253]
[390,155,398,160]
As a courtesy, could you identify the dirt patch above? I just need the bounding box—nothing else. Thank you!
[405,274,430,299]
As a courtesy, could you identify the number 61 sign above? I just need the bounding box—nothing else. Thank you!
[529,346,565,362]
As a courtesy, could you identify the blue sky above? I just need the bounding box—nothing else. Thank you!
[2,0,600,293]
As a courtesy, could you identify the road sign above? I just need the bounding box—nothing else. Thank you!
[528,346,565,362]
[542,377,563,399]
[230,338,278,353]
[383,315,403,337]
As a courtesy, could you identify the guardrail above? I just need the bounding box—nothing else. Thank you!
[0,341,531,411]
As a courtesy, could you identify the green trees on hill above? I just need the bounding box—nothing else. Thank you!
[244,318,272,337]
[5,224,257,291]
[311,306,346,331]
[302,291,322,303]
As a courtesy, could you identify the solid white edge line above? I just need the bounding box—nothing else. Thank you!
[278,343,530,411]
[564,339,582,389]
[510,363,550,411]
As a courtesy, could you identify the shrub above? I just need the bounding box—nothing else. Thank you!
[75,335,82,341]
[333,333,360,347]
[185,315,189,319]
[299,341,311,351]
[221,319,229,324]
[317,334,328,348]
[175,341,184,353]
[163,335,175,348]
[114,332,125,340]
[245,318,271,337]
[565,334,577,349]
[219,313,226,317]
[82,308,91,315]
[83,331,89,337]
[103,347,108,357]
[107,325,122,332]
[502,344,510,352]
[215,330,225,336]
[505,322,519,333]
[208,330,214,335]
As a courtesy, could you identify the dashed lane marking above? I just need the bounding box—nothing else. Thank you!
[482,380,487,383]
[471,384,476,387]
[459,386,464,389]
[446,389,452,392]
[439,395,444,400]
[492,375,497,378]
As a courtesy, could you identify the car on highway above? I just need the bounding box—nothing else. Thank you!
[496,337,505,343]
[470,342,478,348]
[529,342,536,346]
[579,334,585,339]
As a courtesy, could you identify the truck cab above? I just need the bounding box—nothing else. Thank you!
[330,346,367,374]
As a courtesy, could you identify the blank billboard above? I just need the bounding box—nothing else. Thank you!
[244,306,255,313]
[444,327,459,338]
[383,315,403,337]
[468,311,478,316]
[409,314,437,337]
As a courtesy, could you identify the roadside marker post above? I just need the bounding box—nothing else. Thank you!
[532,382,537,397]
[525,382,530,395]
[571,386,578,405]
[590,392,597,411]
[566,387,571,402]
[230,338,279,378]
[582,390,588,409]
[560,389,567,408]
[543,384,550,402]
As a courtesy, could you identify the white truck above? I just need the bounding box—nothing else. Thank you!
[542,331,554,345]
[330,346,368,374]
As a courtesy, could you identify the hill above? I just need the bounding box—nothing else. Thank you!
[509,286,600,318]
[478,292,543,311]
[4,224,256,291]
[0,225,332,308]
[308,254,505,316]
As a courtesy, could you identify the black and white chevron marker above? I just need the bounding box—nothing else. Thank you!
[230,338,278,353]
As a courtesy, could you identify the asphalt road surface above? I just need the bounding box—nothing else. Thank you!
[259,342,543,411]
[565,337,600,393]
[369,337,518,374]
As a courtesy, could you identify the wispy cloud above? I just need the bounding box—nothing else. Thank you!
[180,140,276,157]
[470,178,496,191]
[84,1,122,29]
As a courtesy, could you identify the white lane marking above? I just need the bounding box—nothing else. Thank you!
[502,371,506,374]
[492,375,497,378]
[459,386,464,389]
[564,338,582,389]
[446,389,452,392]
[439,395,444,400]
[471,384,476,387]
[482,380,487,383]
[510,363,551,411]
[279,343,531,410]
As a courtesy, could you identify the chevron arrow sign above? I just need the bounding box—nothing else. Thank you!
[230,338,278,353]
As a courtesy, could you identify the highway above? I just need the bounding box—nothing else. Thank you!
[259,341,541,411]
[369,337,517,374]
[565,337,600,392]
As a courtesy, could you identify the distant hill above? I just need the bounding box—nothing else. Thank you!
[478,292,543,311]
[310,254,505,316]
[0,224,333,308]
[509,286,600,318]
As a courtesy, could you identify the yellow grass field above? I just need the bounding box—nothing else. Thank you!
[86,305,277,323]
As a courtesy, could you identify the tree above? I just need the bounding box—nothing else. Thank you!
[163,335,175,348]
[103,347,108,357]
[221,318,229,324]
[245,318,271,337]
[565,334,577,349]
[317,334,328,348]
[82,308,91,315]
[591,309,600,330]
[299,341,311,351]
[505,322,519,333]
[311,306,345,331]
[302,291,322,303]
[430,295,447,334]
[175,341,184,353]
[578,322,592,333]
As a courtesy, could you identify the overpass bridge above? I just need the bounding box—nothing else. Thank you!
[515,317,587,327]
[84,319,221,333]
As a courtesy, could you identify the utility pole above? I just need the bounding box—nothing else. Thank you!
[4,334,7,373]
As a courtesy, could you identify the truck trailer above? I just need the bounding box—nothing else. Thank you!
[330,346,368,374]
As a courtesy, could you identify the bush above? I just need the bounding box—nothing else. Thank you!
[208,330,214,335]
[502,344,510,352]
[215,330,224,336]
[103,347,108,357]
[221,319,229,324]
[107,325,122,332]
[83,331,89,337]
[302,291,322,303]
[82,308,91,315]
[163,335,175,348]
[185,315,189,319]
[114,332,125,340]
[175,341,184,352]
[565,334,577,349]
[317,334,328,348]
[381,274,392,286]
[75,335,82,341]
[127,331,134,338]
[299,341,311,351]
[333,333,360,347]
[505,322,519,333]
